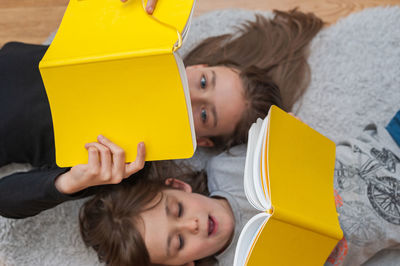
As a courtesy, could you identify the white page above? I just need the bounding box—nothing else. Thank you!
[181,0,196,43]
[233,212,270,266]
[244,118,265,210]
[261,116,271,203]
[253,117,270,210]
[174,53,196,151]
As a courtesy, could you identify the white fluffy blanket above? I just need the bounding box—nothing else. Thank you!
[1,6,400,266]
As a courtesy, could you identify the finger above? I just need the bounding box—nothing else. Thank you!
[86,146,100,168]
[97,135,125,171]
[86,142,112,169]
[97,135,126,178]
[97,135,124,154]
[97,135,124,161]
[125,142,146,177]
[120,0,127,2]
[145,0,157,14]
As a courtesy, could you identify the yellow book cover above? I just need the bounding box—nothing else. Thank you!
[234,106,343,266]
[39,0,196,167]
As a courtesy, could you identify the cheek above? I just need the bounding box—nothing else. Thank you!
[185,238,215,261]
[230,95,246,121]
[221,101,245,127]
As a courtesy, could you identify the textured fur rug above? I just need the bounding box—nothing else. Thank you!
[1,6,399,266]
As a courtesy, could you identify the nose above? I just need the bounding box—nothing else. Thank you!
[179,217,199,234]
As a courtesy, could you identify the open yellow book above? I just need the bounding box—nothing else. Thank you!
[39,0,196,166]
[233,106,343,266]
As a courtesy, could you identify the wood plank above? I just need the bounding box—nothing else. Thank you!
[0,6,67,46]
[194,0,400,24]
[0,0,69,9]
[0,0,399,47]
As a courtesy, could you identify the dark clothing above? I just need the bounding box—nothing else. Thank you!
[0,42,96,219]
[0,168,76,218]
[0,42,54,167]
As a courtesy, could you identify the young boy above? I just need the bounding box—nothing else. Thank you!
[79,145,257,266]
[80,113,400,266]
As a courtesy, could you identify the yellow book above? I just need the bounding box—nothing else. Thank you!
[39,0,196,167]
[234,106,343,266]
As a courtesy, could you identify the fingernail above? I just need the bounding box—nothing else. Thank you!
[98,135,105,140]
[146,6,153,14]
[139,142,144,148]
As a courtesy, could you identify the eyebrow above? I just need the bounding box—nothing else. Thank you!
[210,70,218,128]
[165,195,172,257]
[211,70,216,89]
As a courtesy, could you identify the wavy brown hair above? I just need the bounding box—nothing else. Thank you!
[184,9,324,149]
[79,161,213,266]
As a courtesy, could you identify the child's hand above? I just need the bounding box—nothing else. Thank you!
[120,0,158,15]
[55,135,146,195]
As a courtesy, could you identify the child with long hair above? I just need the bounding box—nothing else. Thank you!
[0,9,323,218]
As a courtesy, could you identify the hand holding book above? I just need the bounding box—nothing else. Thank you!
[120,0,159,15]
[54,136,146,194]
[40,0,197,166]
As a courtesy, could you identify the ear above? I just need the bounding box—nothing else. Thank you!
[165,178,192,193]
[196,136,215,147]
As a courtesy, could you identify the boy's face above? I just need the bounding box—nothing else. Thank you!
[186,65,246,147]
[138,186,235,265]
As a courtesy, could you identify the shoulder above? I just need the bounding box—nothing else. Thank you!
[336,124,400,162]
[206,144,247,194]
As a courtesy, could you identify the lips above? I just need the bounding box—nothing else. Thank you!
[208,215,217,236]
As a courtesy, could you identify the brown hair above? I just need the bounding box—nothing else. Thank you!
[79,161,212,266]
[184,9,324,149]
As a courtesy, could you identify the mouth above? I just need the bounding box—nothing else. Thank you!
[208,215,217,236]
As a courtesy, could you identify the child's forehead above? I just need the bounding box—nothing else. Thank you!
[145,187,211,214]
[143,189,177,212]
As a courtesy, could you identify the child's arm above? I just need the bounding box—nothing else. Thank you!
[0,136,145,219]
[54,135,145,194]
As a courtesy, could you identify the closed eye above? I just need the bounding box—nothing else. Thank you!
[178,202,183,217]
[178,235,185,250]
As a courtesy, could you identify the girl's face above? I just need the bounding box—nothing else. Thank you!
[138,183,235,265]
[186,65,246,147]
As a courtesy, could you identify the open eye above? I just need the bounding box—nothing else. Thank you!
[201,109,207,123]
[200,75,207,89]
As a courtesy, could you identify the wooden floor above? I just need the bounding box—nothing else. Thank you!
[0,0,399,47]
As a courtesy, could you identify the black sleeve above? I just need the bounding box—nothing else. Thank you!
[0,168,99,219]
[0,43,106,219]
[0,42,56,167]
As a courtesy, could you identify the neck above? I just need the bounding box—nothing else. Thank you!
[214,197,235,254]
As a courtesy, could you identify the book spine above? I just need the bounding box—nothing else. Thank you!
[273,206,343,240]
[40,48,170,69]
